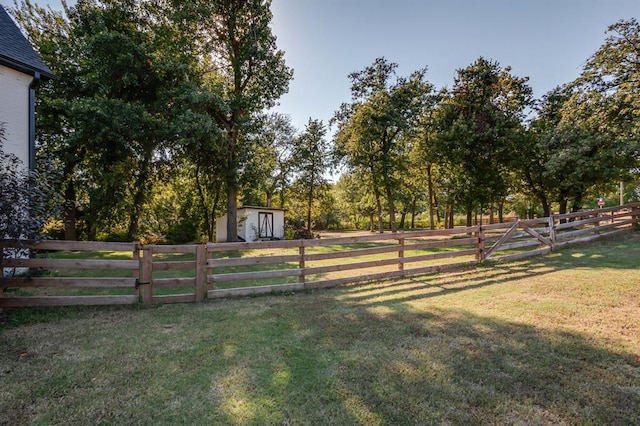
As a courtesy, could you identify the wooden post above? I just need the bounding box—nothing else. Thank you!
[132,244,140,300]
[548,215,556,250]
[140,246,153,305]
[476,227,485,261]
[195,244,206,302]
[398,238,404,271]
[298,241,305,285]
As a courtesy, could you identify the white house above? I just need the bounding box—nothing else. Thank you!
[216,206,286,243]
[0,6,54,169]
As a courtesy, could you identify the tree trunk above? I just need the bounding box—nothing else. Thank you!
[466,210,473,227]
[208,184,221,242]
[559,198,568,224]
[449,206,454,229]
[540,196,550,217]
[226,124,239,242]
[127,152,151,241]
[226,186,238,242]
[307,188,313,232]
[427,164,435,230]
[385,184,397,233]
[373,185,384,233]
[399,211,406,230]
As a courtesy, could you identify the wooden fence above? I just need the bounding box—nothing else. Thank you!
[2,203,639,307]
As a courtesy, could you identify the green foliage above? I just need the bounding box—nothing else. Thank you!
[9,5,640,238]
[292,118,331,230]
[333,58,435,232]
[182,0,293,242]
[432,57,532,224]
[0,125,60,242]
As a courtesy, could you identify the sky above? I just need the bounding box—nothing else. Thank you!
[2,0,639,132]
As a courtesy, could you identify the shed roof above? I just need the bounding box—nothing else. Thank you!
[239,206,287,212]
[0,6,54,79]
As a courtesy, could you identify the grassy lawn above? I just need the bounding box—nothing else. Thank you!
[1,234,639,424]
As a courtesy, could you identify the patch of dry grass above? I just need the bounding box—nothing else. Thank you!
[1,234,639,424]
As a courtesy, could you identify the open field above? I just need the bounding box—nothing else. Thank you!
[1,234,639,424]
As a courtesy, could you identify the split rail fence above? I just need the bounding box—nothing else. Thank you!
[2,203,639,308]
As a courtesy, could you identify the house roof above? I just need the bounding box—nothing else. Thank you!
[0,6,54,79]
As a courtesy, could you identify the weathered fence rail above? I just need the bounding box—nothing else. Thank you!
[2,203,639,307]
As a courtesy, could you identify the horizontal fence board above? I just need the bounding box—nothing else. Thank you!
[406,237,477,251]
[209,268,302,283]
[0,240,138,252]
[2,258,139,270]
[304,270,407,289]
[556,227,600,240]
[598,219,633,230]
[152,278,195,288]
[393,227,480,239]
[305,257,398,276]
[148,245,199,254]
[301,234,399,246]
[554,227,631,249]
[302,227,481,247]
[0,295,138,308]
[0,277,135,288]
[403,260,479,276]
[208,283,305,298]
[304,244,399,261]
[207,239,302,252]
[151,294,196,304]
[489,247,552,262]
[209,254,301,268]
[152,261,196,271]
[401,248,478,264]
[490,239,542,251]
[555,215,608,230]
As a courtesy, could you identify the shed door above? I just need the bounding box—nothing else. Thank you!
[258,212,274,239]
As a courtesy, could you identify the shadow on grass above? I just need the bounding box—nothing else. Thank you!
[1,294,638,424]
[1,234,639,423]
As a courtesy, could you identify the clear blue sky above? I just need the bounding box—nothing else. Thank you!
[3,0,639,131]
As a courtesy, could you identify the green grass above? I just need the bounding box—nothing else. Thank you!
[1,234,639,424]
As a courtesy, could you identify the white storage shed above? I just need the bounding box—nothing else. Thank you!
[216,206,285,243]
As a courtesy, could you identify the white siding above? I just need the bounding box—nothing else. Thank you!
[0,64,31,166]
[215,208,286,242]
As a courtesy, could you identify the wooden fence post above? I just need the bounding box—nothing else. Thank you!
[476,227,485,261]
[548,215,556,250]
[298,241,305,284]
[140,246,153,305]
[196,244,206,302]
[133,244,140,300]
[398,238,405,271]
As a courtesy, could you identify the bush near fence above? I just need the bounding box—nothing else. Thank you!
[1,204,639,308]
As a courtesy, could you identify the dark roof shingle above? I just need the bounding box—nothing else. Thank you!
[0,5,54,79]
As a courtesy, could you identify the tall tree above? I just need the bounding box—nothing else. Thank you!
[241,113,296,208]
[12,0,197,240]
[432,57,532,225]
[292,119,330,232]
[189,0,293,242]
[333,58,434,232]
